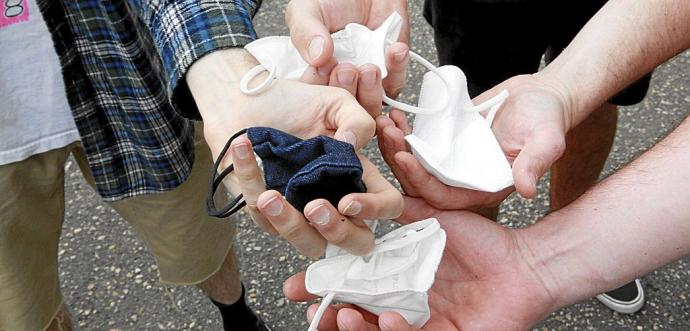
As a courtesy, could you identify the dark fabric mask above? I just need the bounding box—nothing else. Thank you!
[207,127,366,218]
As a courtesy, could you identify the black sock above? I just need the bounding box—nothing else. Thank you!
[211,284,263,331]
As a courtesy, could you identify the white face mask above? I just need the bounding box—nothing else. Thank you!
[240,12,513,192]
[405,66,514,192]
[305,218,446,330]
[245,12,401,82]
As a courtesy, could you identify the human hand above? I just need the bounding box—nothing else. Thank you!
[187,49,388,249]
[378,72,572,209]
[478,73,572,198]
[287,0,410,115]
[377,109,513,211]
[226,134,403,258]
[187,48,376,161]
[283,197,559,330]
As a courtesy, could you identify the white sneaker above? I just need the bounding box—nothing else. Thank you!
[595,279,645,314]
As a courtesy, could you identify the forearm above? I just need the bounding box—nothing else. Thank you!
[186,48,258,128]
[536,0,690,129]
[520,115,690,309]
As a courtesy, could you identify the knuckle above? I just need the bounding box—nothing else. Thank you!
[301,245,325,260]
[326,225,351,246]
[281,221,306,243]
[362,117,376,138]
[235,167,259,182]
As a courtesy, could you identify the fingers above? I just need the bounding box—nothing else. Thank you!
[389,108,413,135]
[376,115,418,196]
[394,152,510,210]
[307,304,341,331]
[329,63,360,96]
[383,42,409,99]
[286,0,335,67]
[304,199,375,256]
[336,308,381,331]
[338,156,403,220]
[511,130,566,199]
[328,91,376,150]
[230,136,278,235]
[357,64,384,117]
[301,57,339,85]
[395,196,439,225]
[286,0,368,67]
[283,272,319,302]
[378,311,420,331]
[256,191,327,258]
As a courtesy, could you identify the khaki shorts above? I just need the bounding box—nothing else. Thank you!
[0,125,236,331]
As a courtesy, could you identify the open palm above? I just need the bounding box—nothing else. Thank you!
[284,197,557,330]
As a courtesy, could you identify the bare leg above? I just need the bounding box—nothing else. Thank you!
[550,102,618,211]
[45,305,72,331]
[196,245,243,304]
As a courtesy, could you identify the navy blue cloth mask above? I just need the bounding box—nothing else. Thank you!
[207,127,366,218]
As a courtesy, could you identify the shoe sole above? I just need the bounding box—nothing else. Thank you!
[595,279,645,314]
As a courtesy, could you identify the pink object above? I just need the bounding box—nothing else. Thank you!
[1,0,29,28]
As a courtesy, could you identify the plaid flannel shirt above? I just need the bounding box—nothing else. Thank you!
[36,0,260,201]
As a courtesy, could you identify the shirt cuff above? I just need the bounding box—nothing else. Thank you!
[148,0,261,119]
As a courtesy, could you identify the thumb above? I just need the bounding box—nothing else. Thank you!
[511,131,565,199]
[395,196,439,225]
[330,92,376,150]
[286,0,334,67]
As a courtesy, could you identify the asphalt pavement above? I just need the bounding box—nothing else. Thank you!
[58,0,690,330]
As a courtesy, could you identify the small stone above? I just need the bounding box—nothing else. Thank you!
[73,228,82,234]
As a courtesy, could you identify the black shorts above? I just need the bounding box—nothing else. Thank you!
[423,0,652,105]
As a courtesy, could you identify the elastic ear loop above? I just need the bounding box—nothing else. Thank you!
[240,60,277,95]
[206,128,249,218]
[381,50,451,115]
[479,89,510,126]
[308,292,336,331]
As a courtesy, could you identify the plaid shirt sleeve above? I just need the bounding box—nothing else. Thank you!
[127,0,261,119]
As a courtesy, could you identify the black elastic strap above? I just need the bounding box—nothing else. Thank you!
[206,128,249,218]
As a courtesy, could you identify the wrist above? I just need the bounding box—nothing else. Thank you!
[186,48,258,125]
[531,70,578,131]
[515,212,612,310]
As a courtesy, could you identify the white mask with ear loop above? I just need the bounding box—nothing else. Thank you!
[306,218,446,330]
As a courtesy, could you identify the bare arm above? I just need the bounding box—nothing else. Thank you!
[537,0,690,129]
[523,115,690,309]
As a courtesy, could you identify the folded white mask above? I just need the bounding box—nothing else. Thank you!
[240,12,449,114]
[305,218,446,330]
[405,66,514,192]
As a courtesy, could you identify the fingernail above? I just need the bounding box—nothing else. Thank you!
[263,196,283,216]
[343,201,362,216]
[394,50,408,64]
[309,205,330,225]
[308,36,324,62]
[337,69,356,85]
[362,70,377,87]
[341,130,357,146]
[234,143,251,160]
